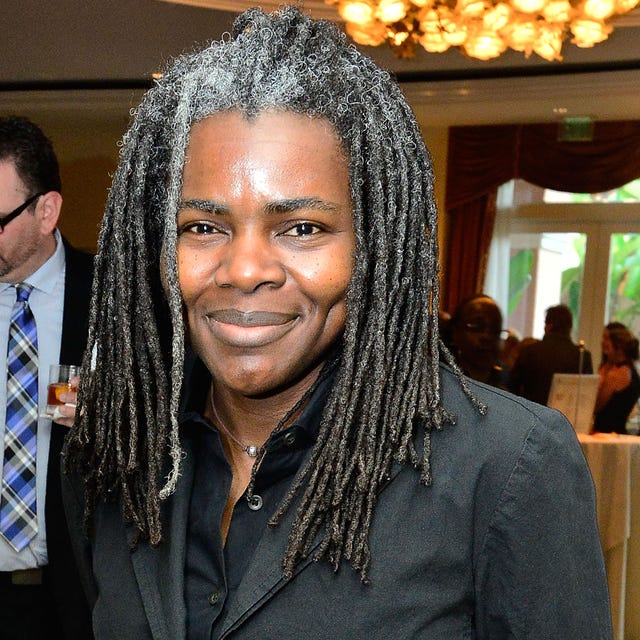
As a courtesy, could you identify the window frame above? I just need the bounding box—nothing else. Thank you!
[486,200,640,359]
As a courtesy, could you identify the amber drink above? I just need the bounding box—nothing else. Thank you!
[44,364,80,418]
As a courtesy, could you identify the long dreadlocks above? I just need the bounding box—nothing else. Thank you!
[64,5,462,583]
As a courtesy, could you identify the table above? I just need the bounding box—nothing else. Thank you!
[578,433,640,640]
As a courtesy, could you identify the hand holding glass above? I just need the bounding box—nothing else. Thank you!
[43,364,81,420]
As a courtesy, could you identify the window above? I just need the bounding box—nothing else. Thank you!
[484,179,640,358]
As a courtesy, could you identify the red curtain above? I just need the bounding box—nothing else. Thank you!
[445,192,497,308]
[443,120,640,314]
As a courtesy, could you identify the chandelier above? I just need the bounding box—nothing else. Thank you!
[324,0,640,60]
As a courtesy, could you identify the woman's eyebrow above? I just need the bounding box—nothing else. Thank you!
[264,197,339,215]
[179,198,228,215]
[179,196,340,215]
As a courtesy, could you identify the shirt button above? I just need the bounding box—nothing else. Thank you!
[283,432,296,447]
[209,590,221,606]
[248,494,263,511]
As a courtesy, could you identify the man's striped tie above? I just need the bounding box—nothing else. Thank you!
[0,284,38,551]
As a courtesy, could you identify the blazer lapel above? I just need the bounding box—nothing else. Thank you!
[219,459,405,636]
[217,501,316,637]
[129,443,196,640]
[58,239,94,364]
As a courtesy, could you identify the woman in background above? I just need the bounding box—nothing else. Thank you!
[599,321,627,367]
[593,325,640,433]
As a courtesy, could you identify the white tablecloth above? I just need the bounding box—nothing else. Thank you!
[578,433,640,640]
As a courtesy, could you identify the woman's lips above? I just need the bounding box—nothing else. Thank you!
[206,309,299,347]
[209,309,295,326]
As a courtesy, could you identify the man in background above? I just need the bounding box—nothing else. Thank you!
[0,116,93,638]
[510,303,593,405]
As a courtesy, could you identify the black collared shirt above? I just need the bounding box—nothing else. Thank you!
[180,356,334,640]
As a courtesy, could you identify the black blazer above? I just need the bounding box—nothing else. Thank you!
[510,333,594,405]
[45,238,94,639]
[63,367,612,639]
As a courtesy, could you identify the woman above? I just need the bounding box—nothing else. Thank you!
[599,320,626,367]
[60,7,611,639]
[593,326,640,433]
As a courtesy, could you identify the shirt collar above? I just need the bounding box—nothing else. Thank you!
[179,348,338,449]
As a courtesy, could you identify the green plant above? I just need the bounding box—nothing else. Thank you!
[508,249,533,315]
[560,235,586,321]
[607,234,640,328]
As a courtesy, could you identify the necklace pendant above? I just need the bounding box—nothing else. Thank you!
[245,445,259,457]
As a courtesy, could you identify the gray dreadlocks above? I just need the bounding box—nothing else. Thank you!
[64,5,458,582]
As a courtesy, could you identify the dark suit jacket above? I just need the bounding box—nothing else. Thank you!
[509,332,594,405]
[62,368,612,639]
[45,238,94,639]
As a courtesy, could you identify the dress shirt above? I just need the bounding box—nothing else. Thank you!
[0,230,66,570]
[181,355,332,640]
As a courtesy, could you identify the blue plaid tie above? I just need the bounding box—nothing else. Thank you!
[0,284,38,551]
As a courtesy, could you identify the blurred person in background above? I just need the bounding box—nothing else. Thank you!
[599,321,627,367]
[449,294,510,390]
[593,325,640,434]
[510,304,593,405]
[499,328,521,372]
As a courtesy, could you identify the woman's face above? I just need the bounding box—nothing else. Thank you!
[601,330,613,359]
[176,111,355,400]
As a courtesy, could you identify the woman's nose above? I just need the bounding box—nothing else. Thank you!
[214,232,286,292]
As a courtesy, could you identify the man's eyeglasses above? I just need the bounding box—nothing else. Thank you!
[463,322,510,341]
[0,192,44,231]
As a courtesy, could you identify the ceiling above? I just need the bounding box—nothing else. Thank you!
[2,0,639,128]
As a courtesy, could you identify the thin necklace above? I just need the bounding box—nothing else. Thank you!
[209,388,262,458]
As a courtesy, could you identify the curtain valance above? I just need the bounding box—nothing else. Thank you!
[443,121,640,312]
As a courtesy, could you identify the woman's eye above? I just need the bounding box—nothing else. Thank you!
[282,222,321,237]
[181,222,218,235]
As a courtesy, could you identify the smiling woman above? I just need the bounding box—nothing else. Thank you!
[175,112,355,537]
[178,112,353,407]
[61,6,612,640]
